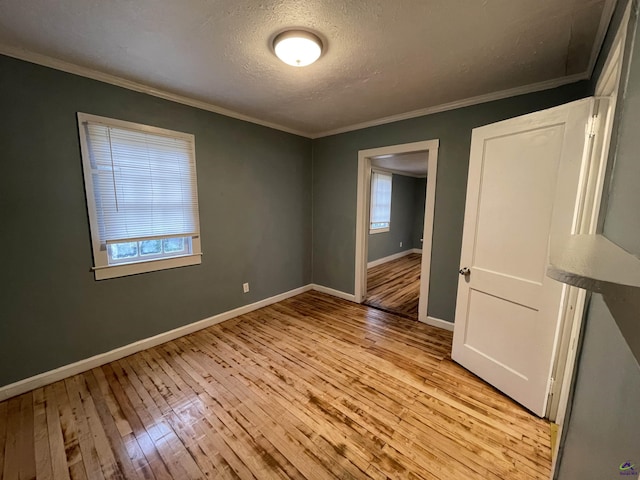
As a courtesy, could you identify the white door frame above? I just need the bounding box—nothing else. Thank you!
[355,139,439,327]
[549,0,631,424]
[549,2,631,476]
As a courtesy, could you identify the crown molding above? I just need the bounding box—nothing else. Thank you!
[310,0,617,139]
[0,44,310,138]
[2,41,599,141]
[309,72,589,138]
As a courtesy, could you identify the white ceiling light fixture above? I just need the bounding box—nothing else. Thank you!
[273,30,323,67]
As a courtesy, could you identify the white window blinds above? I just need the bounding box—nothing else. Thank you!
[370,171,392,229]
[82,121,200,246]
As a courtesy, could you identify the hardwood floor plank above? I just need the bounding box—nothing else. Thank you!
[278,295,547,447]
[89,367,155,479]
[64,376,107,480]
[17,391,36,480]
[83,370,146,480]
[229,298,544,478]
[2,396,22,480]
[0,400,7,478]
[117,355,220,480]
[52,381,88,480]
[76,373,127,479]
[100,365,173,480]
[366,253,422,318]
[0,291,552,479]
[157,342,293,480]
[167,339,312,479]
[108,361,203,480]
[43,384,71,480]
[135,352,272,478]
[165,362,284,480]
[90,367,133,438]
[216,316,476,479]
[33,388,54,480]
[173,336,370,480]
[212,319,437,474]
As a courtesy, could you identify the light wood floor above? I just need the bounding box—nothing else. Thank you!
[365,253,422,319]
[0,291,551,479]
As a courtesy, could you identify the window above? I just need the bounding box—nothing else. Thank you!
[370,171,392,233]
[78,113,202,280]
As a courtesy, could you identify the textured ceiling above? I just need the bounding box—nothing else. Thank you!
[0,0,615,137]
[372,151,429,177]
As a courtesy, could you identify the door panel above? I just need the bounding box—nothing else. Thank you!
[465,290,538,379]
[469,269,540,307]
[473,125,564,282]
[452,98,594,416]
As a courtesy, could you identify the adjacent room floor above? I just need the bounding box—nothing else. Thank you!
[365,253,422,319]
[0,291,552,479]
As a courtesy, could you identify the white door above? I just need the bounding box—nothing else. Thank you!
[452,98,595,416]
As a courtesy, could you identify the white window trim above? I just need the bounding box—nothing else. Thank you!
[92,252,202,280]
[369,170,392,235]
[77,112,202,280]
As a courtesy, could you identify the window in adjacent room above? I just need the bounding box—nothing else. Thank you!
[78,113,202,280]
[370,170,392,233]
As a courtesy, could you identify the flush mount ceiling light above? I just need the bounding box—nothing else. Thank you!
[273,30,323,67]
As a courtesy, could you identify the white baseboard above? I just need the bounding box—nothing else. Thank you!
[0,282,370,401]
[419,316,455,331]
[0,284,313,402]
[310,284,357,302]
[367,248,421,268]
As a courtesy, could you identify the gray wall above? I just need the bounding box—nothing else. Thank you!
[0,43,601,387]
[368,174,418,262]
[557,297,640,479]
[0,55,312,387]
[312,82,590,322]
[557,2,640,477]
[412,178,427,250]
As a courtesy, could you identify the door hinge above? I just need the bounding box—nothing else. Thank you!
[586,114,599,138]
[548,377,556,400]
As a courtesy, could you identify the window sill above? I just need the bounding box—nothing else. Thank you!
[93,253,202,280]
[369,227,390,234]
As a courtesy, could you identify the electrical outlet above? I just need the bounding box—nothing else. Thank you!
[243,282,249,293]
[400,241,403,247]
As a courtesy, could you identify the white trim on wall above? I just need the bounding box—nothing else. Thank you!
[0,283,363,401]
[0,3,616,144]
[355,140,439,327]
[312,74,589,138]
[310,284,357,302]
[314,0,616,141]
[0,45,308,138]
[0,285,308,402]
[367,248,421,269]
[422,316,455,332]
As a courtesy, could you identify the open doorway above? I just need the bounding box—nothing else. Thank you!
[364,154,427,318]
[355,140,441,327]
